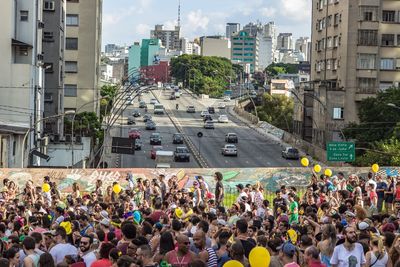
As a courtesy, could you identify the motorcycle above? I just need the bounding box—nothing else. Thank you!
[176,104,179,110]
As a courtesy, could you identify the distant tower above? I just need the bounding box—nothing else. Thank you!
[178,0,181,27]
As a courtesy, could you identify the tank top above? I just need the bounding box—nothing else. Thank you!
[27,253,40,267]
[205,248,218,267]
[370,251,388,267]
[167,250,192,267]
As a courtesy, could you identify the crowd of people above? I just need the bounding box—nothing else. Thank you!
[0,170,399,267]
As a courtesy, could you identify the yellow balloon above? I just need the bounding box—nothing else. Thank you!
[313,164,322,173]
[223,260,244,267]
[324,169,332,177]
[372,164,379,173]
[42,183,50,193]
[249,246,271,267]
[113,184,122,194]
[300,157,309,167]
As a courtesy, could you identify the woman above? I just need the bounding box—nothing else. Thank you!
[389,235,400,265]
[38,253,55,267]
[153,231,175,263]
[71,182,80,199]
[3,247,20,267]
[214,172,224,207]
[104,186,113,203]
[109,248,122,266]
[366,235,392,267]
[386,176,395,213]
[193,181,203,207]
[95,179,103,197]
[7,181,17,200]
[317,224,336,267]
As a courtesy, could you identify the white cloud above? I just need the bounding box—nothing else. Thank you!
[186,10,210,31]
[260,7,276,18]
[135,23,151,35]
[279,0,311,21]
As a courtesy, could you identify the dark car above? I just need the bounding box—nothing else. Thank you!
[134,139,142,150]
[204,121,215,129]
[174,146,190,162]
[139,101,147,108]
[145,121,156,130]
[169,93,176,100]
[143,114,152,122]
[150,133,162,145]
[203,115,213,122]
[172,133,184,144]
[132,110,141,117]
[127,116,135,125]
[225,133,238,143]
[282,147,300,160]
[208,107,215,114]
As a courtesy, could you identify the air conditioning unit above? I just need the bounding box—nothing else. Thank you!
[65,134,72,142]
[75,135,82,143]
[38,21,45,29]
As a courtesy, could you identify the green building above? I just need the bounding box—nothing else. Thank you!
[140,39,161,67]
[231,31,259,73]
[128,42,141,80]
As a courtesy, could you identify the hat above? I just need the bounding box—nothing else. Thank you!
[175,208,183,219]
[217,219,227,226]
[345,211,355,218]
[382,223,396,233]
[277,242,296,257]
[100,210,109,219]
[287,229,298,244]
[100,218,110,227]
[60,221,72,235]
[358,221,369,231]
[236,184,244,190]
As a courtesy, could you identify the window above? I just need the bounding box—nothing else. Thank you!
[333,59,338,70]
[381,34,395,46]
[358,78,376,90]
[43,1,55,11]
[67,0,79,2]
[380,58,395,70]
[233,48,242,51]
[397,59,400,70]
[326,59,331,70]
[333,36,339,47]
[379,82,393,91]
[333,108,344,120]
[358,30,378,46]
[334,13,341,25]
[66,14,79,26]
[19,47,28,56]
[65,61,78,72]
[232,53,242,56]
[233,42,242,45]
[64,84,77,97]
[327,37,333,48]
[382,10,396,22]
[43,31,54,42]
[398,35,400,46]
[20,10,28,21]
[66,38,78,50]
[360,6,378,21]
[357,54,376,69]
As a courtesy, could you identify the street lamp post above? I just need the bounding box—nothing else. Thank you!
[21,110,75,168]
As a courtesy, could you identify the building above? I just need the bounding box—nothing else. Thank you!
[141,61,170,84]
[295,37,311,62]
[269,79,295,97]
[243,22,261,37]
[200,36,231,59]
[150,25,181,50]
[141,39,161,67]
[277,33,293,51]
[180,38,201,55]
[294,0,400,147]
[226,23,241,39]
[128,42,141,80]
[277,73,310,88]
[105,43,117,54]
[231,31,259,73]
[64,0,102,114]
[43,0,66,137]
[0,0,45,167]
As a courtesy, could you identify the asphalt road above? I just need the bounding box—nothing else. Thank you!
[120,91,200,168]
[154,89,301,168]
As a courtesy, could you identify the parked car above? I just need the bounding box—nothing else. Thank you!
[134,139,142,150]
[282,147,300,160]
[127,116,135,125]
[132,110,141,117]
[225,133,238,143]
[128,128,141,139]
[221,144,238,156]
[208,107,215,114]
[172,133,184,144]
[174,146,190,162]
[150,133,162,145]
[204,121,215,129]
[218,115,229,123]
[139,101,147,108]
[145,121,156,130]
[143,114,152,122]
[150,145,163,159]
[186,106,196,113]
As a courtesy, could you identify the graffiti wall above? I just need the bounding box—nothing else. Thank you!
[1,167,398,193]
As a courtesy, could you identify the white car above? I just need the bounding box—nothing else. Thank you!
[200,110,210,117]
[218,115,229,123]
[218,103,226,109]
[221,144,238,156]
[150,98,158,105]
[223,96,231,102]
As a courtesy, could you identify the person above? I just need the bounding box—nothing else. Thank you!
[229,241,249,267]
[330,226,366,267]
[278,242,299,267]
[117,222,136,255]
[91,242,115,267]
[165,234,196,266]
[19,232,45,266]
[78,235,97,267]
[304,246,326,267]
[365,235,392,267]
[3,247,19,267]
[193,231,217,267]
[137,245,157,267]
[214,172,224,207]
[22,236,40,267]
[235,219,255,259]
[49,226,78,265]
[317,224,336,267]
[38,252,55,267]
[176,103,179,110]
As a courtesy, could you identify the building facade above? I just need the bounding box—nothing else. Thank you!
[231,31,259,73]
[200,36,231,59]
[141,61,170,84]
[277,33,293,51]
[128,42,141,80]
[226,23,240,39]
[295,37,311,62]
[64,0,102,114]
[150,25,180,50]
[141,39,161,67]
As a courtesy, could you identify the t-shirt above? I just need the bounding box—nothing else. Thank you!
[82,251,97,267]
[215,181,224,200]
[376,182,387,198]
[49,243,78,264]
[289,201,299,224]
[396,187,400,199]
[330,243,366,267]
[239,238,256,259]
[284,262,300,267]
[273,197,287,214]
[90,258,113,267]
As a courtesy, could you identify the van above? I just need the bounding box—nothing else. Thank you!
[154,104,164,115]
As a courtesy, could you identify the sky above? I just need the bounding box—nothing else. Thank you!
[102,0,311,47]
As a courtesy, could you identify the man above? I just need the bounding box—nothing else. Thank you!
[235,219,256,259]
[79,235,96,267]
[137,244,158,267]
[214,231,231,267]
[165,234,196,266]
[288,193,299,224]
[235,184,247,203]
[330,226,366,267]
[49,226,78,264]
[304,246,326,267]
[273,190,288,216]
[158,174,167,200]
[22,236,40,267]
[148,200,165,224]
[193,230,218,267]
[117,222,137,255]
[19,232,44,266]
[278,242,299,267]
[375,175,387,212]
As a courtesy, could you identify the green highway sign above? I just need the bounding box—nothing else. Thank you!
[326,142,355,162]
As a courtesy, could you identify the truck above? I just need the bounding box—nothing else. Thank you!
[155,151,174,168]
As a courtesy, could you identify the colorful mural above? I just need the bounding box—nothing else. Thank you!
[0,167,397,193]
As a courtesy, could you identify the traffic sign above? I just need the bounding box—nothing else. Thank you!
[326,142,355,162]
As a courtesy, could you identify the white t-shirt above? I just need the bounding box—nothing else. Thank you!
[330,243,366,267]
[50,243,78,264]
[82,251,97,267]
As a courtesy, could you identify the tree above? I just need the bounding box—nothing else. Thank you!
[252,71,266,86]
[265,63,299,79]
[100,85,118,117]
[64,112,102,144]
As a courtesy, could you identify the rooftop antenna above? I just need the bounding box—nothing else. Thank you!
[178,0,181,27]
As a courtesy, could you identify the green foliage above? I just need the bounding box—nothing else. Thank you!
[342,87,400,166]
[265,63,299,78]
[171,55,235,97]
[64,112,102,144]
[252,71,266,86]
[100,85,118,117]
[256,93,294,131]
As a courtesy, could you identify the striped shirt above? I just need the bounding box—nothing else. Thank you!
[205,248,218,267]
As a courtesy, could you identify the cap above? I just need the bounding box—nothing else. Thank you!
[345,211,355,218]
[100,218,110,227]
[358,221,369,231]
[100,210,109,219]
[236,184,244,190]
[277,242,296,257]
[217,219,227,226]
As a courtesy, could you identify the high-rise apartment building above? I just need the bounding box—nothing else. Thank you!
[43,0,66,137]
[64,0,102,114]
[226,23,240,39]
[277,33,293,51]
[141,39,161,67]
[151,25,180,50]
[294,0,400,147]
[200,36,231,60]
[231,31,259,73]
[295,37,311,62]
[105,43,117,54]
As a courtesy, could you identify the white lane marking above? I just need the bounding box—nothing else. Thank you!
[288,162,293,166]
[267,161,271,165]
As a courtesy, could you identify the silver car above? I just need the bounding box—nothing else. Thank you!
[221,144,238,156]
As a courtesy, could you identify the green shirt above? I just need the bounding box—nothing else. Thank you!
[289,201,299,224]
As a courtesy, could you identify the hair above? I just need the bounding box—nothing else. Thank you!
[109,248,121,262]
[3,247,19,260]
[96,229,105,242]
[99,242,115,259]
[322,224,337,256]
[256,235,268,247]
[189,259,207,267]
[159,232,175,255]
[171,219,182,231]
[55,226,67,240]
[370,235,385,258]
[132,236,148,247]
[121,223,136,239]
[197,220,209,233]
[236,219,248,234]
[138,244,152,258]
[215,172,223,181]
[305,246,320,260]
[22,236,36,250]
[30,232,43,244]
[38,252,55,267]
[0,259,10,267]
[231,241,245,260]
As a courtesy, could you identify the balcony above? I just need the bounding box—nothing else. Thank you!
[355,87,377,101]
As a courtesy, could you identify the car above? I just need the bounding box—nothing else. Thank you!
[143,114,152,122]
[126,95,133,101]
[139,101,147,108]
[218,115,229,123]
[169,93,176,100]
[172,133,184,144]
[225,133,238,143]
[221,144,238,156]
[128,128,141,139]
[132,110,141,117]
[150,145,163,159]
[186,106,196,113]
[208,107,215,114]
[145,121,156,130]
[174,146,190,162]
[204,121,215,129]
[282,147,300,160]
[218,103,226,109]
[223,96,231,102]
[134,139,142,150]
[126,100,134,105]
[127,116,135,125]
[203,115,213,122]
[150,98,158,105]
[150,133,162,145]
[200,110,209,117]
